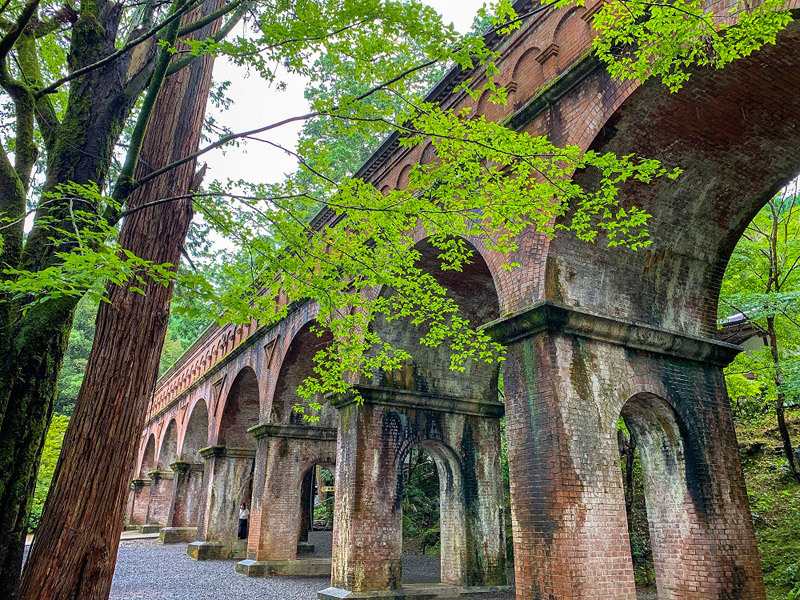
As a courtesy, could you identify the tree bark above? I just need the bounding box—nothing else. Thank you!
[19,2,224,598]
[0,5,145,594]
[766,315,800,485]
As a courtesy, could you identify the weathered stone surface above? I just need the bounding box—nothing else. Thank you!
[191,446,255,561]
[317,583,513,600]
[235,558,331,577]
[160,527,197,544]
[145,469,174,527]
[128,479,151,527]
[168,461,204,529]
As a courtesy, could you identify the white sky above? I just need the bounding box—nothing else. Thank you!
[203,0,487,190]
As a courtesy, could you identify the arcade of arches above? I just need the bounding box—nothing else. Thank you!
[129,1,800,598]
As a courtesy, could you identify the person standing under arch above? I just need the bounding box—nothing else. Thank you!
[238,502,249,540]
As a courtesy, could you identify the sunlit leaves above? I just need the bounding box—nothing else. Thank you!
[589,0,792,92]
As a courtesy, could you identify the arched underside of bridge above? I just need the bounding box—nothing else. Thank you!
[548,20,800,335]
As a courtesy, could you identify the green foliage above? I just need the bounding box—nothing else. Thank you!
[54,296,98,416]
[736,413,800,597]
[28,414,69,532]
[721,190,800,404]
[589,0,792,92]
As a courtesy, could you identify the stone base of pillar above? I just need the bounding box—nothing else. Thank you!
[297,541,316,554]
[159,527,197,544]
[236,558,331,577]
[317,584,513,599]
[187,540,247,560]
[140,524,161,534]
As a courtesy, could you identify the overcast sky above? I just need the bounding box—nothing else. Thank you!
[203,0,487,190]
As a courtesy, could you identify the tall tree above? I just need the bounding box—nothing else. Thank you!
[722,183,800,485]
[18,1,226,596]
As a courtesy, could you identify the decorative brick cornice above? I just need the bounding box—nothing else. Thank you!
[536,43,559,64]
[506,51,601,130]
[483,301,741,367]
[131,478,151,488]
[147,469,174,481]
[332,386,504,418]
[198,445,256,460]
[248,423,337,442]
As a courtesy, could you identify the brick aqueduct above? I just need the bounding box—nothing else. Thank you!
[127,0,800,598]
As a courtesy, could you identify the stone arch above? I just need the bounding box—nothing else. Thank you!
[217,366,260,447]
[269,320,335,426]
[617,392,703,599]
[545,19,800,337]
[158,419,178,469]
[369,236,502,400]
[396,163,413,190]
[139,434,156,477]
[552,6,590,70]
[181,398,209,462]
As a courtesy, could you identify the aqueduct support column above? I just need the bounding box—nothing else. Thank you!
[236,423,336,577]
[188,446,254,560]
[128,478,151,527]
[320,387,507,600]
[487,301,765,600]
[160,461,204,543]
[144,469,174,531]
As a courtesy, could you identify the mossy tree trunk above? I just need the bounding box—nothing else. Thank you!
[19,3,224,597]
[0,3,151,594]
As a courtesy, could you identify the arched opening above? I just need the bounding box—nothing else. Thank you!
[158,420,178,469]
[370,237,501,401]
[172,399,209,530]
[139,434,156,478]
[270,321,334,426]
[617,417,655,594]
[181,399,209,462]
[617,393,698,599]
[397,440,468,587]
[400,446,441,575]
[298,463,335,558]
[218,367,260,448]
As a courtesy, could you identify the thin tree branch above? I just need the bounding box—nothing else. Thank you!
[36,0,202,97]
[165,0,247,76]
[0,0,39,64]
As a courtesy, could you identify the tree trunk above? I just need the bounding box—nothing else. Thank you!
[0,6,151,594]
[0,298,78,599]
[766,316,800,485]
[19,3,224,597]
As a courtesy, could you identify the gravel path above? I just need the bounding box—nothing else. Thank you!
[109,532,515,600]
[107,532,653,599]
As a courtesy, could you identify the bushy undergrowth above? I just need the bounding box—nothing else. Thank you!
[737,412,800,599]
